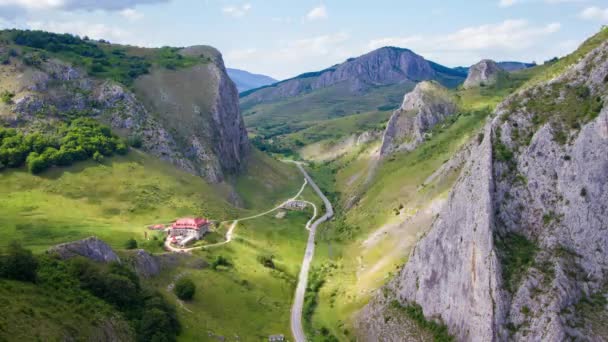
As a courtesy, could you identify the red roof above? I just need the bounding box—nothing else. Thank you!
[171,217,209,230]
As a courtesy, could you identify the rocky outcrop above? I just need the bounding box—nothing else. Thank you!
[128,249,161,279]
[134,46,249,182]
[5,46,249,183]
[380,81,457,156]
[49,237,120,263]
[241,47,466,105]
[463,59,503,89]
[359,39,608,341]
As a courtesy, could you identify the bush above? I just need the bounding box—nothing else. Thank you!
[211,255,231,270]
[174,278,196,300]
[93,151,104,163]
[1,90,15,104]
[125,238,138,250]
[127,134,143,148]
[0,242,38,282]
[0,118,128,174]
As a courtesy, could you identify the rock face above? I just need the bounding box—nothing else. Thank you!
[128,249,161,279]
[359,40,608,341]
[49,237,120,263]
[5,45,249,183]
[463,59,504,89]
[241,47,466,105]
[380,81,457,156]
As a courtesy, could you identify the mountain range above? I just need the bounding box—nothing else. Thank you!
[227,68,277,92]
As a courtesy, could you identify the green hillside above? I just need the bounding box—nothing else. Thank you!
[244,82,411,139]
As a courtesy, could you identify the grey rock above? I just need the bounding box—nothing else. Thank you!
[359,38,608,342]
[464,59,503,89]
[380,81,457,156]
[241,47,465,106]
[129,249,161,278]
[49,237,120,263]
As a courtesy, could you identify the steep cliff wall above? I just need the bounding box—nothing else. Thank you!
[358,37,608,342]
[380,81,457,156]
[1,44,249,183]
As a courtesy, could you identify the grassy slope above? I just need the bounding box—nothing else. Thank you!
[0,147,307,340]
[305,27,608,340]
[148,209,314,340]
[0,279,131,341]
[304,66,545,340]
[0,148,301,253]
[243,82,411,138]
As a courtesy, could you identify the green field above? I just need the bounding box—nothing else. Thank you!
[0,149,301,253]
[148,209,313,341]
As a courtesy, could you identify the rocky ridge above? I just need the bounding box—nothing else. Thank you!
[380,81,457,156]
[463,59,504,89]
[3,45,249,183]
[241,47,466,105]
[358,37,608,341]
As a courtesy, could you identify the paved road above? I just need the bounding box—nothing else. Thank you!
[291,163,334,342]
[164,179,308,253]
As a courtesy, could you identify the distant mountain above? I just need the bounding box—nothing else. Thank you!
[227,68,277,93]
[455,61,536,74]
[241,47,466,104]
[497,61,537,71]
[240,47,467,140]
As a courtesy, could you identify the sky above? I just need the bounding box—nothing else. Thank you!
[0,0,606,80]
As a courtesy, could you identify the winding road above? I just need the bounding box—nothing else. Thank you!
[163,161,333,342]
[290,162,334,342]
[164,178,308,253]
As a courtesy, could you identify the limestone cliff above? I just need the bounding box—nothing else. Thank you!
[380,81,457,156]
[2,44,249,183]
[463,59,504,89]
[358,38,608,341]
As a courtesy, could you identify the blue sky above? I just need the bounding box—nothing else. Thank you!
[0,0,606,79]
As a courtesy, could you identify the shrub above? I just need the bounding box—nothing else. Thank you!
[1,90,14,104]
[211,255,231,270]
[26,152,48,174]
[127,134,143,148]
[174,278,196,300]
[495,233,538,292]
[125,238,138,250]
[0,242,38,282]
[93,151,104,163]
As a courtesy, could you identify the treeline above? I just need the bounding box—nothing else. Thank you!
[0,242,181,341]
[3,29,206,85]
[0,118,128,174]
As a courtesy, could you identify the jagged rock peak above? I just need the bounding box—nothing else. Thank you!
[463,59,503,89]
[380,81,457,156]
[49,237,120,263]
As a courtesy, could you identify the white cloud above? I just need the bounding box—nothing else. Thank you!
[226,32,352,79]
[368,19,561,66]
[500,0,586,7]
[120,8,143,20]
[499,0,518,7]
[579,6,608,21]
[222,3,251,18]
[305,5,327,21]
[0,0,167,11]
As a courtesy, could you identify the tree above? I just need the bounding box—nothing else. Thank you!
[125,238,138,250]
[26,152,48,174]
[93,151,104,163]
[0,242,38,282]
[174,278,196,300]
